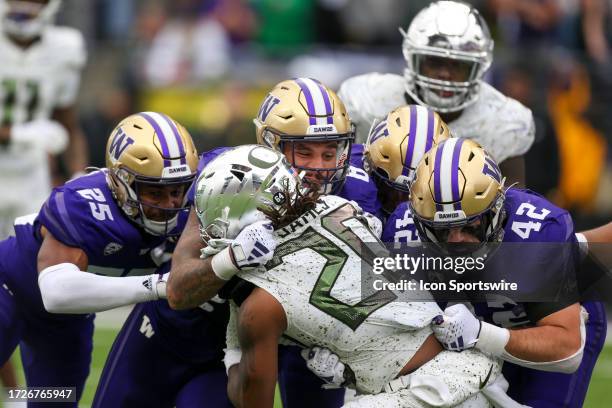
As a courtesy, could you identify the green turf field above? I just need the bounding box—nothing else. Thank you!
[6,327,612,407]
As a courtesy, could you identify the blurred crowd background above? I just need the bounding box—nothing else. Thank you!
[56,0,612,230]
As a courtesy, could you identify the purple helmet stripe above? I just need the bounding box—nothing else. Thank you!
[139,112,171,167]
[425,109,434,153]
[402,105,418,177]
[294,78,317,125]
[313,78,334,125]
[451,138,465,210]
[433,139,445,208]
[159,113,187,165]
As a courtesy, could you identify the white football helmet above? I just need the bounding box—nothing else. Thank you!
[1,0,61,40]
[400,1,493,113]
[195,145,303,243]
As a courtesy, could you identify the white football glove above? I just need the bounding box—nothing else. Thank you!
[10,119,68,154]
[431,304,481,351]
[203,220,277,280]
[142,272,169,299]
[301,347,346,389]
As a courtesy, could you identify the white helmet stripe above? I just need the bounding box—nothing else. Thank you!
[439,138,460,204]
[409,105,431,169]
[142,111,182,167]
[296,78,331,127]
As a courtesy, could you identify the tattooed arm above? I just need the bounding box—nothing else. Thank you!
[166,208,228,309]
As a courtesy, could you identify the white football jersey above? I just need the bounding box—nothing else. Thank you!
[0,26,86,236]
[338,73,535,163]
[239,195,441,394]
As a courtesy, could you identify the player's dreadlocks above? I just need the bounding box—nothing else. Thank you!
[259,183,321,230]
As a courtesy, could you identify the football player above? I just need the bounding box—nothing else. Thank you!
[338,1,534,187]
[196,145,506,407]
[0,0,89,238]
[0,112,198,406]
[362,104,452,248]
[409,139,603,407]
[168,78,380,407]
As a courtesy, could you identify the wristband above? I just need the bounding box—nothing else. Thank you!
[223,348,243,374]
[211,246,239,281]
[476,322,510,356]
[155,273,167,299]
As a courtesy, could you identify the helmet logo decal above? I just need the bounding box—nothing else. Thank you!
[258,94,281,121]
[139,112,187,167]
[482,154,502,183]
[273,191,286,205]
[108,127,135,161]
[369,120,389,144]
[433,138,465,211]
[248,146,281,169]
[294,78,333,126]
[403,105,435,176]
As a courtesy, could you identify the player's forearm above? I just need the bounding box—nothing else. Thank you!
[227,365,243,408]
[505,324,581,362]
[166,256,227,309]
[581,221,612,243]
[38,263,166,313]
[228,362,276,408]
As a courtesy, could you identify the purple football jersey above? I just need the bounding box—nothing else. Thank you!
[341,144,382,218]
[382,203,419,243]
[473,188,577,327]
[7,170,184,306]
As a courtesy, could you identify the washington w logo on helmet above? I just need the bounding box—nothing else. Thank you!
[482,152,502,183]
[108,127,135,161]
[258,94,281,121]
[368,120,389,145]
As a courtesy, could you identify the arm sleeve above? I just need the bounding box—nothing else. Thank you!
[38,262,162,313]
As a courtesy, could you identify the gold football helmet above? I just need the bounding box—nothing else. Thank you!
[409,138,505,249]
[365,105,450,213]
[254,77,354,194]
[105,112,198,236]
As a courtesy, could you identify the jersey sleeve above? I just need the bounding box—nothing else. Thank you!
[52,28,87,108]
[340,166,383,220]
[493,97,535,163]
[38,185,120,258]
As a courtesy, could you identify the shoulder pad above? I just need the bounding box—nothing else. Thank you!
[38,179,123,253]
[339,73,406,144]
[453,83,534,163]
[43,26,87,68]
